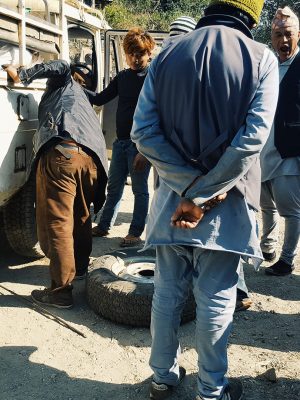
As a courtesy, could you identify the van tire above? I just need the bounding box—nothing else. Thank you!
[87,247,196,327]
[3,176,44,259]
[0,210,12,254]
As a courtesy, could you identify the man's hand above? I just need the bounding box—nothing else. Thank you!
[171,193,227,229]
[171,199,205,229]
[204,193,227,210]
[133,153,149,171]
[73,71,86,87]
[2,65,20,83]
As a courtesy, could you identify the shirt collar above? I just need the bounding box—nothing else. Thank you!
[195,14,253,39]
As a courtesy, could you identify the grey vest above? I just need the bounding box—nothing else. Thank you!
[154,16,266,210]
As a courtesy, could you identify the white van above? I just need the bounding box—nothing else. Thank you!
[0,0,167,257]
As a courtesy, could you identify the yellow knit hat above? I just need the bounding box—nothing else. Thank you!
[208,0,265,24]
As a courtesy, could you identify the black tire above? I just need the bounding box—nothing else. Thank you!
[3,176,44,258]
[0,210,12,255]
[87,247,196,327]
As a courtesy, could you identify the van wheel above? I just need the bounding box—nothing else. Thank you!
[87,247,196,327]
[0,210,12,255]
[3,176,44,259]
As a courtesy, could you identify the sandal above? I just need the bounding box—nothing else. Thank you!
[120,235,142,247]
[92,226,109,237]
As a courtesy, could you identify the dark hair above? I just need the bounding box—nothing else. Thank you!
[204,4,256,29]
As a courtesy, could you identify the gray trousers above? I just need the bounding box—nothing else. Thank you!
[150,245,240,399]
[260,175,300,265]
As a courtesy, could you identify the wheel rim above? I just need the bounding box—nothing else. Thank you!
[112,256,155,284]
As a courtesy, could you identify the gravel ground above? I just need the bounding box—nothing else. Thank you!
[0,174,299,400]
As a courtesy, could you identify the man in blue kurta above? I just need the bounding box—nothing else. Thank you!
[260,6,300,276]
[131,0,278,399]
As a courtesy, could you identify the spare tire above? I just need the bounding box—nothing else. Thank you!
[3,175,44,259]
[87,247,196,327]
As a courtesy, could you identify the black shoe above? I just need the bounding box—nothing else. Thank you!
[150,366,186,399]
[265,259,295,276]
[31,285,73,309]
[235,297,252,312]
[262,250,276,262]
[195,379,243,400]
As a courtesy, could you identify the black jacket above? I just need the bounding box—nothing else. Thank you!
[86,68,148,140]
[274,52,300,158]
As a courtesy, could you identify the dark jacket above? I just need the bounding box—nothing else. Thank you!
[19,60,108,173]
[154,15,266,210]
[19,60,108,211]
[86,67,148,140]
[274,51,300,158]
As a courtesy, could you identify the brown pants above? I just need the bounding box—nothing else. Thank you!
[36,145,99,288]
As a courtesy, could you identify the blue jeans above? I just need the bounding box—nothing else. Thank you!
[260,176,300,265]
[150,245,240,399]
[98,139,150,237]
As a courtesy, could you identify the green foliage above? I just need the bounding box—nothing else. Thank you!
[104,0,300,45]
[104,0,209,31]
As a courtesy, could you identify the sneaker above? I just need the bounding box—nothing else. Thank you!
[195,379,243,400]
[150,366,186,400]
[31,285,73,309]
[265,259,295,276]
[235,297,252,312]
[262,250,276,262]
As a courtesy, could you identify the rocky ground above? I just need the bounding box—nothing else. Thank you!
[0,176,299,400]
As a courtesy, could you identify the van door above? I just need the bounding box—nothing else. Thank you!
[102,30,168,157]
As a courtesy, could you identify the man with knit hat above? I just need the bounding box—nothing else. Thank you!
[132,0,278,399]
[260,6,300,276]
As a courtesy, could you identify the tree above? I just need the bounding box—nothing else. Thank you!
[104,0,209,31]
[104,0,300,43]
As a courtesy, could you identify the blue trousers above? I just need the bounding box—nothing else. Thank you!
[260,176,300,265]
[150,245,240,399]
[98,139,151,237]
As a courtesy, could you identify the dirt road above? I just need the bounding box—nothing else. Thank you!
[0,179,299,400]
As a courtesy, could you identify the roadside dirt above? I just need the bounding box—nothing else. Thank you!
[0,175,299,400]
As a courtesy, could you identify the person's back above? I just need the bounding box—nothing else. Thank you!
[21,60,108,175]
[155,23,264,168]
[132,1,279,399]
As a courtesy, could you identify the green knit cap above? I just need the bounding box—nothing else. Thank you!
[208,0,265,24]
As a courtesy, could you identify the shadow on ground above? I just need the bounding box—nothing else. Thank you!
[0,346,299,400]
